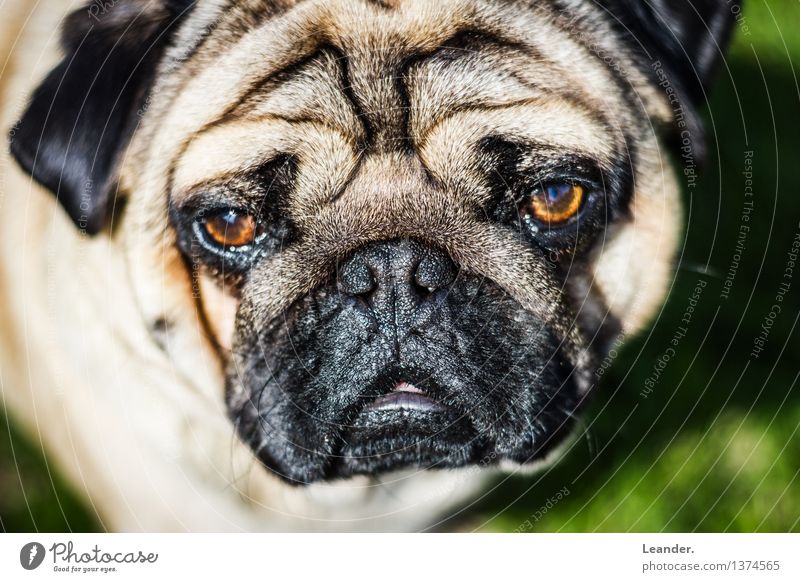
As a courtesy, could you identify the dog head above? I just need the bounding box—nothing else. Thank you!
[10,0,736,485]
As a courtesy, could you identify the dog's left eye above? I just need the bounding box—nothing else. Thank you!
[199,209,260,249]
[519,183,585,226]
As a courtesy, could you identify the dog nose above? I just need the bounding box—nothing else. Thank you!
[337,239,457,308]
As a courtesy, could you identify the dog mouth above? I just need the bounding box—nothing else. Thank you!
[330,376,481,478]
[362,381,449,413]
[231,324,582,484]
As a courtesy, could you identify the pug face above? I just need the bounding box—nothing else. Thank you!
[10,0,736,486]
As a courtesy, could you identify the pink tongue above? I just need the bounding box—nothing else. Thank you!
[394,381,423,394]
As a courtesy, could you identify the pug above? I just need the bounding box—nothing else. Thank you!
[0,0,737,531]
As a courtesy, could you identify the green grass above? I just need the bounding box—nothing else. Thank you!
[0,411,100,532]
[1,0,799,532]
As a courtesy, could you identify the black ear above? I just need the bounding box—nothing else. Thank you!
[8,0,194,234]
[598,0,740,160]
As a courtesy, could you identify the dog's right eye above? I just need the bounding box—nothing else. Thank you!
[195,209,262,251]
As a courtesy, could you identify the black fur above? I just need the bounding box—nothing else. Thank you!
[597,0,740,161]
[8,0,195,234]
[227,239,580,484]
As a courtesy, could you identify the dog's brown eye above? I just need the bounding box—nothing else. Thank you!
[522,183,585,225]
[203,210,258,247]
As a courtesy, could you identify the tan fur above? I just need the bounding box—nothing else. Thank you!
[0,0,680,531]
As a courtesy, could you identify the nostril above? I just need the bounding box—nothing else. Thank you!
[414,249,457,293]
[338,255,376,296]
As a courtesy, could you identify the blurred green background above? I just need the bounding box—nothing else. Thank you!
[2,0,798,532]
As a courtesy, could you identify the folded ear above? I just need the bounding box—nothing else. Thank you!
[599,0,740,160]
[8,0,194,234]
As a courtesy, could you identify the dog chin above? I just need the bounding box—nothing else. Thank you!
[334,381,480,478]
[238,371,579,485]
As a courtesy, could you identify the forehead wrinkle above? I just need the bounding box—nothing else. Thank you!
[470,1,648,129]
[406,31,628,143]
[421,99,619,155]
[149,0,469,207]
[147,0,642,168]
[311,0,478,150]
[418,99,619,197]
[144,0,639,207]
[144,1,328,200]
[408,59,620,150]
[172,116,357,199]
[233,48,366,143]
